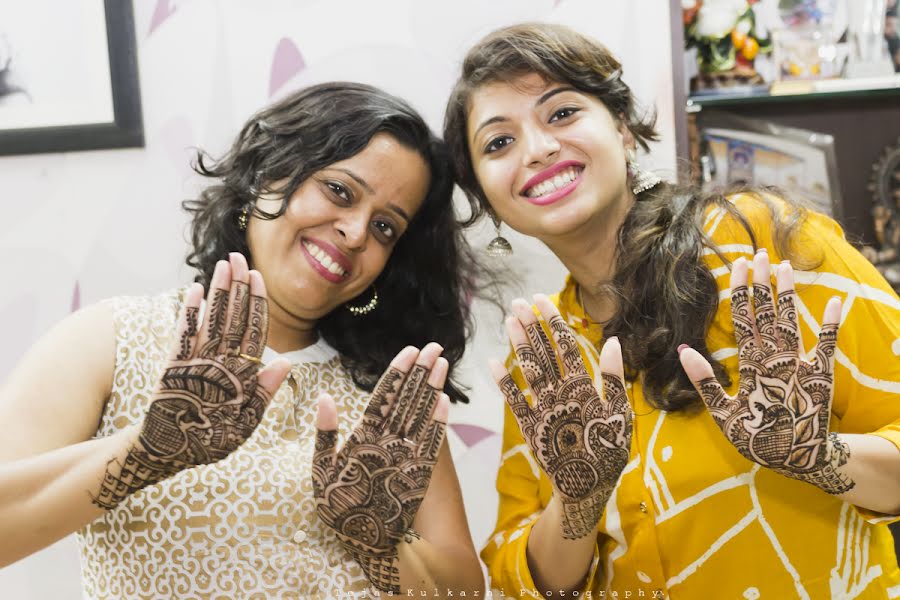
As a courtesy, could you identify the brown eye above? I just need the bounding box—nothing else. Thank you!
[549,107,579,123]
[485,135,513,154]
[372,219,397,242]
[326,181,351,204]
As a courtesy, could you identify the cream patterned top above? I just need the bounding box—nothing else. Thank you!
[77,288,373,599]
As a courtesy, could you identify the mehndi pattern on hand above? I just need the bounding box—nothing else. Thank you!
[681,251,853,495]
[494,296,633,539]
[93,255,282,509]
[312,345,449,593]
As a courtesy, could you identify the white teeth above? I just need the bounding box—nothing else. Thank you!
[303,241,347,277]
[526,167,581,198]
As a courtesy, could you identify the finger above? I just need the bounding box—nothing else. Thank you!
[313,394,338,498]
[677,345,729,412]
[240,270,269,358]
[254,357,292,402]
[220,253,251,354]
[197,260,232,357]
[534,294,586,377]
[598,337,629,416]
[729,257,755,354]
[812,296,841,374]
[506,313,554,407]
[363,346,419,429]
[774,261,800,354]
[752,249,777,347]
[599,336,625,384]
[489,358,536,439]
[236,356,289,438]
[314,394,339,458]
[417,393,449,462]
[170,283,204,361]
[387,342,443,436]
[514,297,563,385]
[404,356,447,443]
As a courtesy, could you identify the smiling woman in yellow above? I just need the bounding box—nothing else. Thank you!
[443,23,900,599]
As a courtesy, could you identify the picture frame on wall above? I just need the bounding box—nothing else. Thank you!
[699,112,844,221]
[0,0,143,156]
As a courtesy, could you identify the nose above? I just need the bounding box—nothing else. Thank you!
[521,125,560,167]
[335,209,368,252]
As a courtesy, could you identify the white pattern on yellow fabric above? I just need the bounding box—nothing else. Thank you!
[482,194,900,599]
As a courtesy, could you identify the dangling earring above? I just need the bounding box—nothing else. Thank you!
[346,287,378,316]
[237,205,250,231]
[485,211,513,257]
[626,149,662,195]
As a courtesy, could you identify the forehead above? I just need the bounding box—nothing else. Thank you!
[467,73,553,121]
[330,132,431,208]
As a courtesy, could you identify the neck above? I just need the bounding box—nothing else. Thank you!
[542,191,634,322]
[264,296,320,353]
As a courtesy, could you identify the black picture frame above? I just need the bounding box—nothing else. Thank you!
[0,0,144,156]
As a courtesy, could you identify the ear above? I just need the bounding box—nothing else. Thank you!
[617,114,635,151]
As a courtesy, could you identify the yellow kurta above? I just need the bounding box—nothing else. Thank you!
[482,194,900,599]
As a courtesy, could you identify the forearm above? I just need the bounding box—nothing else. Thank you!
[397,534,485,598]
[0,425,140,567]
[526,496,598,595]
[836,433,900,514]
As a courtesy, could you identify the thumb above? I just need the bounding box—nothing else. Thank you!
[677,344,725,404]
[314,394,339,462]
[599,337,626,404]
[256,357,292,405]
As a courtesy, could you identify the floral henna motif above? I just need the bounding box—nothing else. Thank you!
[501,314,632,539]
[312,365,446,592]
[92,282,273,509]
[698,277,853,495]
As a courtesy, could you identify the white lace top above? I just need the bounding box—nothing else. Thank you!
[76,288,374,599]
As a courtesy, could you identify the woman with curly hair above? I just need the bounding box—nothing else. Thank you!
[444,23,900,599]
[0,82,484,598]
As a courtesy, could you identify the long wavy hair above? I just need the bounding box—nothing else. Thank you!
[184,82,477,403]
[444,23,810,412]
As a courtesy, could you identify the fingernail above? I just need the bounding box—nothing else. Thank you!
[677,343,689,355]
[607,336,619,343]
[781,259,790,265]
[756,247,767,254]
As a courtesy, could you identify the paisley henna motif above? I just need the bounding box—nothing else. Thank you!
[499,314,632,539]
[92,277,273,509]
[312,365,446,592]
[696,270,853,495]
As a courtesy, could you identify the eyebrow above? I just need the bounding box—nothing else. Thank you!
[387,204,411,223]
[330,167,410,223]
[471,85,579,142]
[333,167,374,194]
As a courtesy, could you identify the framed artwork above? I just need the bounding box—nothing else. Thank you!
[0,0,143,156]
[700,112,844,220]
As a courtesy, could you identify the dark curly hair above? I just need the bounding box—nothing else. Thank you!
[444,23,811,412]
[184,81,477,403]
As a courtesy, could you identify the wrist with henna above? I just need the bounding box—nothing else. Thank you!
[91,439,184,510]
[771,431,854,495]
[345,529,420,593]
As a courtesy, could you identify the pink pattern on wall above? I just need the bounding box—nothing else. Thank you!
[269,38,306,97]
[71,281,81,313]
[148,0,177,36]
[450,423,496,448]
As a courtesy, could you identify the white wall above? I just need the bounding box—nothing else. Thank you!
[0,1,676,597]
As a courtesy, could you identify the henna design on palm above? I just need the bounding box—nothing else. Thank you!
[93,258,279,509]
[689,255,853,495]
[497,299,633,539]
[312,355,448,593]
